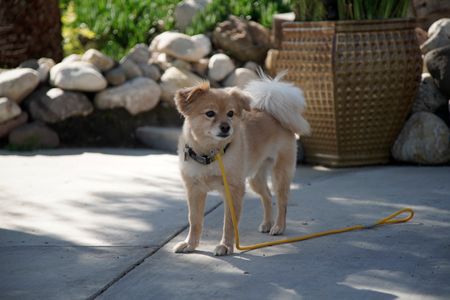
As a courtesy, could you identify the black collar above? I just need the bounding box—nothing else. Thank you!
[184,143,231,165]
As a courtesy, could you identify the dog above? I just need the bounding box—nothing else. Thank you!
[173,72,310,256]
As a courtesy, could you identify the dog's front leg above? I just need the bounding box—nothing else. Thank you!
[214,184,244,256]
[174,186,207,253]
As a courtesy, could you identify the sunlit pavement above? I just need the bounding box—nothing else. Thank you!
[1,149,449,299]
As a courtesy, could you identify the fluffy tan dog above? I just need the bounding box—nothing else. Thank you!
[173,73,310,256]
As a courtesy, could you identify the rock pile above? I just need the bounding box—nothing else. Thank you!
[0,15,269,149]
[392,18,450,165]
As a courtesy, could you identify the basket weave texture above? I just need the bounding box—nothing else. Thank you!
[274,19,422,166]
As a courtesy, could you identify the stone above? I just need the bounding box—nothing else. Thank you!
[160,67,202,104]
[50,61,107,92]
[94,77,161,115]
[138,64,161,81]
[149,31,207,62]
[105,66,127,86]
[174,0,211,31]
[434,102,450,127]
[421,18,450,54]
[37,58,55,83]
[415,27,429,46]
[191,34,212,58]
[81,49,115,72]
[126,44,150,64]
[412,73,448,113]
[223,68,259,88]
[208,53,235,82]
[0,112,28,138]
[212,15,271,63]
[0,68,39,103]
[191,58,209,76]
[425,44,450,97]
[62,54,81,63]
[243,61,259,72]
[392,112,450,164]
[149,52,173,71]
[412,0,450,29]
[28,87,94,123]
[120,57,143,79]
[136,126,181,153]
[0,97,21,124]
[19,59,39,69]
[170,59,192,71]
[9,122,60,149]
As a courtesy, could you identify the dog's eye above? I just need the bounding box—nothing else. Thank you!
[205,111,215,118]
[227,111,234,118]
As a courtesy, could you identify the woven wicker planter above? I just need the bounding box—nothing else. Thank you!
[274,19,422,167]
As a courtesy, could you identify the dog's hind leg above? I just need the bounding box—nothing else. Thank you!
[249,160,273,233]
[270,142,296,235]
[174,187,207,253]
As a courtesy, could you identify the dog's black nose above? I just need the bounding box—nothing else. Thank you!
[220,123,230,134]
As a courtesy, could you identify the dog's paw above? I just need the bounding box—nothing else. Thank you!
[213,244,233,256]
[258,221,273,233]
[269,224,285,236]
[173,241,196,253]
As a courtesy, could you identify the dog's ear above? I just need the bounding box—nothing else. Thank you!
[174,82,210,115]
[229,88,251,112]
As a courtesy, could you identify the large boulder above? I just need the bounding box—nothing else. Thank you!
[392,112,450,164]
[191,34,212,58]
[0,68,39,103]
[208,53,235,82]
[50,61,107,92]
[94,77,161,115]
[421,18,450,53]
[0,97,22,124]
[81,49,115,72]
[104,66,127,86]
[149,32,208,62]
[9,122,60,149]
[136,126,181,153]
[174,0,211,31]
[138,63,161,81]
[425,45,450,97]
[37,58,56,83]
[223,68,259,88]
[28,87,94,123]
[159,67,202,104]
[412,73,448,113]
[119,57,143,80]
[125,43,150,65]
[0,112,28,139]
[212,15,271,63]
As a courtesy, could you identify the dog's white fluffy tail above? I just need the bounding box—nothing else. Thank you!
[245,70,311,135]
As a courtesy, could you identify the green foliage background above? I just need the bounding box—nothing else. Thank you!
[60,0,291,60]
[60,0,410,59]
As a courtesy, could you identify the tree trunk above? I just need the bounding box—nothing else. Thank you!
[0,0,63,68]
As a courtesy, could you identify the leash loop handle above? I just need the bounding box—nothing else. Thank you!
[215,153,415,252]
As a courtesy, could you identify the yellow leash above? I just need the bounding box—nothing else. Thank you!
[215,153,414,252]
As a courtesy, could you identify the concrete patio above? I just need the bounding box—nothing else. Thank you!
[1,149,449,299]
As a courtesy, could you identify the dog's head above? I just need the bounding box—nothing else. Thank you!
[175,82,251,144]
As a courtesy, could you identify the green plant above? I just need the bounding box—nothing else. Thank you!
[293,0,411,21]
[186,0,292,36]
[292,0,327,21]
[336,0,410,20]
[60,0,179,60]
